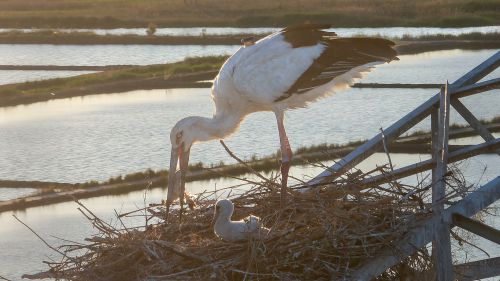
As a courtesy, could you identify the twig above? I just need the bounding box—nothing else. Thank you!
[380,127,394,172]
[0,275,13,281]
[148,263,213,279]
[12,215,71,260]
[220,140,278,189]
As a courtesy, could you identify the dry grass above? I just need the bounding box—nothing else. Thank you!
[21,157,479,280]
[0,0,498,28]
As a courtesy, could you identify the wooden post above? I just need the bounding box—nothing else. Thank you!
[433,81,454,281]
[431,106,439,185]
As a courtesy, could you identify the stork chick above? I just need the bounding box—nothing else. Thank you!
[213,199,269,242]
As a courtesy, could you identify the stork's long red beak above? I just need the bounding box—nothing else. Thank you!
[166,144,190,207]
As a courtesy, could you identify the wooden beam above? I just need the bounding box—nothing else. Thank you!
[455,257,500,281]
[453,52,500,86]
[451,98,500,156]
[396,123,500,144]
[361,139,500,186]
[452,213,500,244]
[420,257,500,281]
[452,77,500,99]
[433,81,453,281]
[308,51,500,186]
[451,98,496,142]
[350,176,500,281]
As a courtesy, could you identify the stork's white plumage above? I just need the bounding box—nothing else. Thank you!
[166,24,398,209]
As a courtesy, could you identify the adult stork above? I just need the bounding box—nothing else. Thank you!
[167,24,398,209]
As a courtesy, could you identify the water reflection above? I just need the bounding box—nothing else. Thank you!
[1,26,498,37]
[0,44,239,66]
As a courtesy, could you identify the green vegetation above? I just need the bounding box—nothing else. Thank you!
[1,29,498,46]
[0,56,228,107]
[0,0,498,28]
[165,56,228,74]
[0,29,253,46]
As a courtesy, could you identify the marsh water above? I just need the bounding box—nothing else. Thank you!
[0,30,499,280]
[1,26,498,37]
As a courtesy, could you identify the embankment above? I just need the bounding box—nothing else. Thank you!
[1,40,499,108]
[1,121,499,213]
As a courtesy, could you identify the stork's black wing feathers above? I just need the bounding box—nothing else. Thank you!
[276,24,398,102]
[281,23,335,48]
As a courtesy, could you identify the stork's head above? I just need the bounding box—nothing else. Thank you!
[169,117,201,152]
[167,116,216,204]
[214,199,234,223]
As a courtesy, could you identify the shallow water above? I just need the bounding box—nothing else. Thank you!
[0,44,239,66]
[0,49,498,183]
[1,26,498,37]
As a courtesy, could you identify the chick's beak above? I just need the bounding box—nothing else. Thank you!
[167,143,191,205]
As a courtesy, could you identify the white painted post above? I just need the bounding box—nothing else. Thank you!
[433,81,454,281]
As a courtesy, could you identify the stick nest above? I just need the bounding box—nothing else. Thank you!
[25,162,474,281]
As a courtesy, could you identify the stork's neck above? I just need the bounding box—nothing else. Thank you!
[192,113,244,142]
[215,212,232,225]
[216,207,233,225]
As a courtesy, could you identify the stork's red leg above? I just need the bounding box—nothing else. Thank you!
[275,111,292,206]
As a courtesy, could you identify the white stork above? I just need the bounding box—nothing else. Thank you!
[166,24,398,210]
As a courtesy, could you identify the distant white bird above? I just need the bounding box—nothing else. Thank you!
[167,23,398,208]
[213,199,269,242]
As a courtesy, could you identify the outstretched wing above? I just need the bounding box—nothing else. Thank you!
[278,36,398,101]
[229,24,397,104]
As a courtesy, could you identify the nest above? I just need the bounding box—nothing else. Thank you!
[23,158,476,281]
